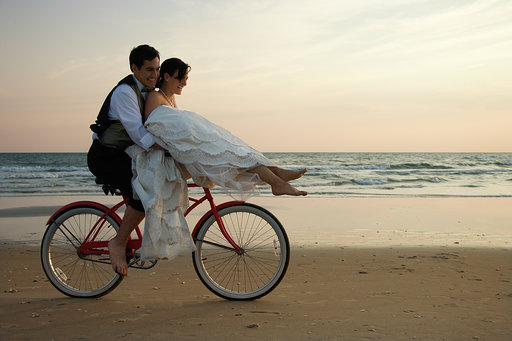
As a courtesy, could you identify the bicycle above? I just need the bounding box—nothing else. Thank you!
[41,181,290,300]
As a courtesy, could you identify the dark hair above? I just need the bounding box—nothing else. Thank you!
[129,45,160,71]
[158,58,191,87]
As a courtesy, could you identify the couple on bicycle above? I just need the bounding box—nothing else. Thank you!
[87,44,307,276]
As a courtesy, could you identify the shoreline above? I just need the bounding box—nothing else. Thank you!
[1,196,511,248]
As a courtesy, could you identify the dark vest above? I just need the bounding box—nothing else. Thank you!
[90,75,145,149]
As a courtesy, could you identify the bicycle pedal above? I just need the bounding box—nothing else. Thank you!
[128,255,158,269]
[127,257,140,267]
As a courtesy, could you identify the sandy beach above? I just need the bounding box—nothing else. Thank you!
[1,196,511,340]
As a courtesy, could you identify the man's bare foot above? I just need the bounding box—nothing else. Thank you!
[271,167,307,182]
[271,182,308,196]
[108,239,128,276]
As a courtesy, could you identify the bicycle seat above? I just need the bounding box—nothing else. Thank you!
[95,177,121,196]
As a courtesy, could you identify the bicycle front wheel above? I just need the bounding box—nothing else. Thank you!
[192,203,290,300]
[41,205,123,298]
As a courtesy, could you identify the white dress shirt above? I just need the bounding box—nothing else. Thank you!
[105,75,155,151]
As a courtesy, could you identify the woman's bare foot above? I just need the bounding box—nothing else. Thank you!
[248,165,307,196]
[108,239,128,276]
[271,182,308,196]
[270,167,307,182]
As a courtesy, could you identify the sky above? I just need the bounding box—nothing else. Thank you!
[0,0,510,152]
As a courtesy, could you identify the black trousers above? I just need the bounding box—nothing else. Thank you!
[87,140,144,212]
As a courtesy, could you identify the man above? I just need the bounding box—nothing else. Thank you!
[87,44,161,276]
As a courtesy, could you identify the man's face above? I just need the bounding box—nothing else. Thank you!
[132,57,160,88]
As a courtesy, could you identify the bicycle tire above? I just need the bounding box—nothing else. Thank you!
[41,205,123,298]
[192,203,290,300]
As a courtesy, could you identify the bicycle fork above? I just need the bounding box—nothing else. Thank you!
[188,186,245,254]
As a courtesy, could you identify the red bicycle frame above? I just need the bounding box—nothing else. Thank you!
[46,184,245,258]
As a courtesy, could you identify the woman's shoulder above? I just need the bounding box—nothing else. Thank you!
[144,90,168,119]
[146,90,168,106]
[146,89,160,99]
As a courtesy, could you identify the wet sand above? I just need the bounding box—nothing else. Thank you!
[1,196,511,340]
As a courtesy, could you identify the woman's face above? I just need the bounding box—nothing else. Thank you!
[167,70,188,95]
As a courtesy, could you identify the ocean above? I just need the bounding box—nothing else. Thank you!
[0,152,511,198]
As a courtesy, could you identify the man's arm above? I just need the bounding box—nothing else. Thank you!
[110,84,155,151]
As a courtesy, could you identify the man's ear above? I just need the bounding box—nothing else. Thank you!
[131,63,138,73]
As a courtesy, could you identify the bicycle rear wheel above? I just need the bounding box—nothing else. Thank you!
[192,203,290,300]
[41,205,123,298]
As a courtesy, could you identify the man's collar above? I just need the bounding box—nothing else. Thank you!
[131,75,145,91]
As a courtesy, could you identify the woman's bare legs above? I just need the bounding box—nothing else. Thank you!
[249,166,307,196]
[268,166,307,182]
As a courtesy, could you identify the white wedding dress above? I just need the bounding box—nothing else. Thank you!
[127,104,275,260]
[146,105,276,197]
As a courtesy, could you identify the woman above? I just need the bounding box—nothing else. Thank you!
[143,58,307,197]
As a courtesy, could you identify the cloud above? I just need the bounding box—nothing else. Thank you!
[47,60,90,80]
[321,0,512,64]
